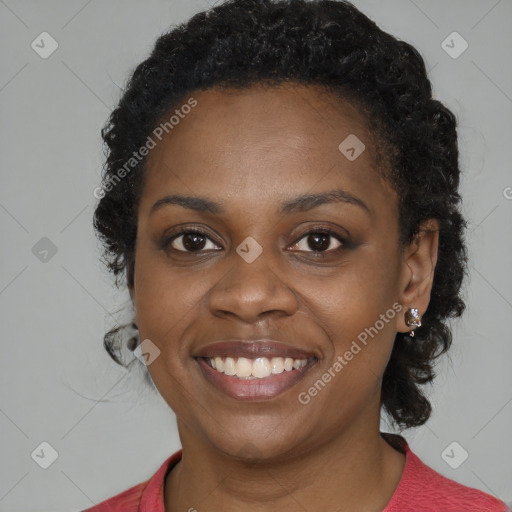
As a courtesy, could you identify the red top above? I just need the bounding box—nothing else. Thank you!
[82,435,509,512]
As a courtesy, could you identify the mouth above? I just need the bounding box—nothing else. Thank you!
[192,340,319,401]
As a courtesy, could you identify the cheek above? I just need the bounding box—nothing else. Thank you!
[306,248,399,327]
[131,249,206,411]
[293,264,399,422]
[131,245,204,352]
[302,247,400,378]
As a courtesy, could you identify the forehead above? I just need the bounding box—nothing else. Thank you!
[159,82,376,157]
[140,82,391,213]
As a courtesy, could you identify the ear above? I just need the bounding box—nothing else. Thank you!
[396,219,439,334]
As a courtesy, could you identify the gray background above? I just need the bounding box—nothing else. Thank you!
[1,0,511,510]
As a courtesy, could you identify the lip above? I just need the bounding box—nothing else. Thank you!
[193,340,319,360]
[195,356,318,401]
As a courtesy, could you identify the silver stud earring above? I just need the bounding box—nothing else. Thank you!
[405,308,422,337]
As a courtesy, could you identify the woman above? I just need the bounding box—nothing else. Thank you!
[85,0,509,510]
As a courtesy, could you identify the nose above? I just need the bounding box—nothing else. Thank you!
[207,247,299,323]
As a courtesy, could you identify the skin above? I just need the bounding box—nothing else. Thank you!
[128,82,439,512]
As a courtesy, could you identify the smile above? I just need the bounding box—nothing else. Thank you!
[204,356,311,378]
[195,356,318,401]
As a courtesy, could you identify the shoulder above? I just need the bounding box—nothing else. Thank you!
[80,481,147,512]
[79,449,183,512]
[383,435,509,512]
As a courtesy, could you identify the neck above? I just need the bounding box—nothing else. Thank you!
[165,420,406,512]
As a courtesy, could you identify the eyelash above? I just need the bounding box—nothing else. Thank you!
[162,227,350,255]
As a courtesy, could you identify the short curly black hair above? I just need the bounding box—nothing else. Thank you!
[93,0,467,430]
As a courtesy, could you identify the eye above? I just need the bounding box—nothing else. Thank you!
[165,229,221,253]
[162,227,349,255]
[289,229,346,253]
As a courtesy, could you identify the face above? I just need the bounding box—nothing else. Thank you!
[130,83,430,460]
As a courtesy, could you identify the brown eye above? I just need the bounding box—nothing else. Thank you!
[166,230,221,252]
[289,230,345,253]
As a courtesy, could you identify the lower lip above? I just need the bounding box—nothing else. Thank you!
[195,357,318,401]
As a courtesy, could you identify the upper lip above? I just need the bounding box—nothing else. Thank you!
[193,340,318,360]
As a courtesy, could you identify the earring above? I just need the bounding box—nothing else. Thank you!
[405,308,422,337]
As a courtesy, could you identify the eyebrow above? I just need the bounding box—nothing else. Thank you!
[149,187,370,217]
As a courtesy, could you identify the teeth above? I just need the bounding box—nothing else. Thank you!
[235,357,253,377]
[270,357,284,374]
[252,357,271,378]
[224,357,236,376]
[214,356,224,372]
[205,356,310,379]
